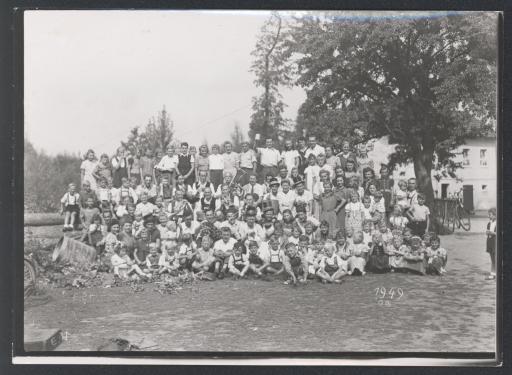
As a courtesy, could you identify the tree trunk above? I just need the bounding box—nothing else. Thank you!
[413,146,435,207]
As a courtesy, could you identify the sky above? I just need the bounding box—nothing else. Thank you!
[24,10,307,156]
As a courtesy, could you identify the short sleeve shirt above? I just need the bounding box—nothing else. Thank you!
[208,154,224,170]
[240,150,257,169]
[410,204,430,221]
[258,148,281,167]
[281,150,299,170]
[61,192,80,206]
[223,152,239,171]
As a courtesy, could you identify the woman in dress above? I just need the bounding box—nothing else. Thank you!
[333,175,350,233]
[112,147,128,188]
[195,144,210,181]
[319,181,345,238]
[81,149,98,191]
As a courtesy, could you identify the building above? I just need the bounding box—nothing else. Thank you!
[367,136,497,211]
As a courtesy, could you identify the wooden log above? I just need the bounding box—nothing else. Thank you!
[24,213,64,227]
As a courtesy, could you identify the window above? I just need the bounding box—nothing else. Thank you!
[462,148,470,166]
[482,185,487,191]
[480,149,488,166]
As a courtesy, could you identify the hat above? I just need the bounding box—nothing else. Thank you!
[269,177,280,186]
[293,178,305,188]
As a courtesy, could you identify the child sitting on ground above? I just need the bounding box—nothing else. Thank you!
[144,243,160,277]
[247,240,269,278]
[265,233,286,277]
[158,247,180,275]
[283,242,308,285]
[316,241,346,284]
[86,214,105,250]
[227,242,250,279]
[212,226,237,278]
[401,236,427,275]
[425,234,448,275]
[110,243,149,281]
[347,231,369,276]
[134,228,151,266]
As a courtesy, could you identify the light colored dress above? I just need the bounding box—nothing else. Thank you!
[81,159,98,191]
[345,201,365,233]
[319,192,340,238]
[348,242,369,273]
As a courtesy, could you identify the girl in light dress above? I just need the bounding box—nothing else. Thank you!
[81,149,98,191]
[345,192,365,234]
[387,235,408,271]
[388,204,409,231]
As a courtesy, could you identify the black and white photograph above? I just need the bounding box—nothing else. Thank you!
[21,10,499,359]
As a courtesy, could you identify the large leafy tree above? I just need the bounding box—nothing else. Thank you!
[286,12,497,204]
[122,106,176,154]
[249,12,293,142]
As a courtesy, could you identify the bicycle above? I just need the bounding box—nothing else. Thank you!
[455,192,471,231]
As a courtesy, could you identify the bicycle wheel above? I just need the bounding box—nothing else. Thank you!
[24,258,37,297]
[457,204,471,231]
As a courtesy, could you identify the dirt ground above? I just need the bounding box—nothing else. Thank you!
[23,219,496,352]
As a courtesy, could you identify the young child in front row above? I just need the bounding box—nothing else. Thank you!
[316,241,346,284]
[265,234,286,277]
[283,242,308,285]
[228,242,250,279]
[425,235,448,275]
[158,247,180,275]
[110,243,149,281]
[144,243,160,277]
[347,231,369,276]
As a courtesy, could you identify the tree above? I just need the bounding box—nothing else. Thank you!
[229,122,247,151]
[286,12,497,204]
[249,12,293,142]
[122,106,176,154]
[24,139,81,212]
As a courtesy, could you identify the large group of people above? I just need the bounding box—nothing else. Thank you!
[58,135,454,284]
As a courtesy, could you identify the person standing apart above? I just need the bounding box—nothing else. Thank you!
[304,135,325,160]
[239,141,257,186]
[111,147,128,189]
[485,207,497,280]
[177,142,195,186]
[257,138,281,183]
[280,139,300,179]
[155,145,179,188]
[81,149,98,191]
[222,141,240,184]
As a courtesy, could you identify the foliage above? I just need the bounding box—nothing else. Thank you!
[249,12,294,142]
[25,139,81,213]
[285,12,497,202]
[229,122,247,152]
[121,106,177,155]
